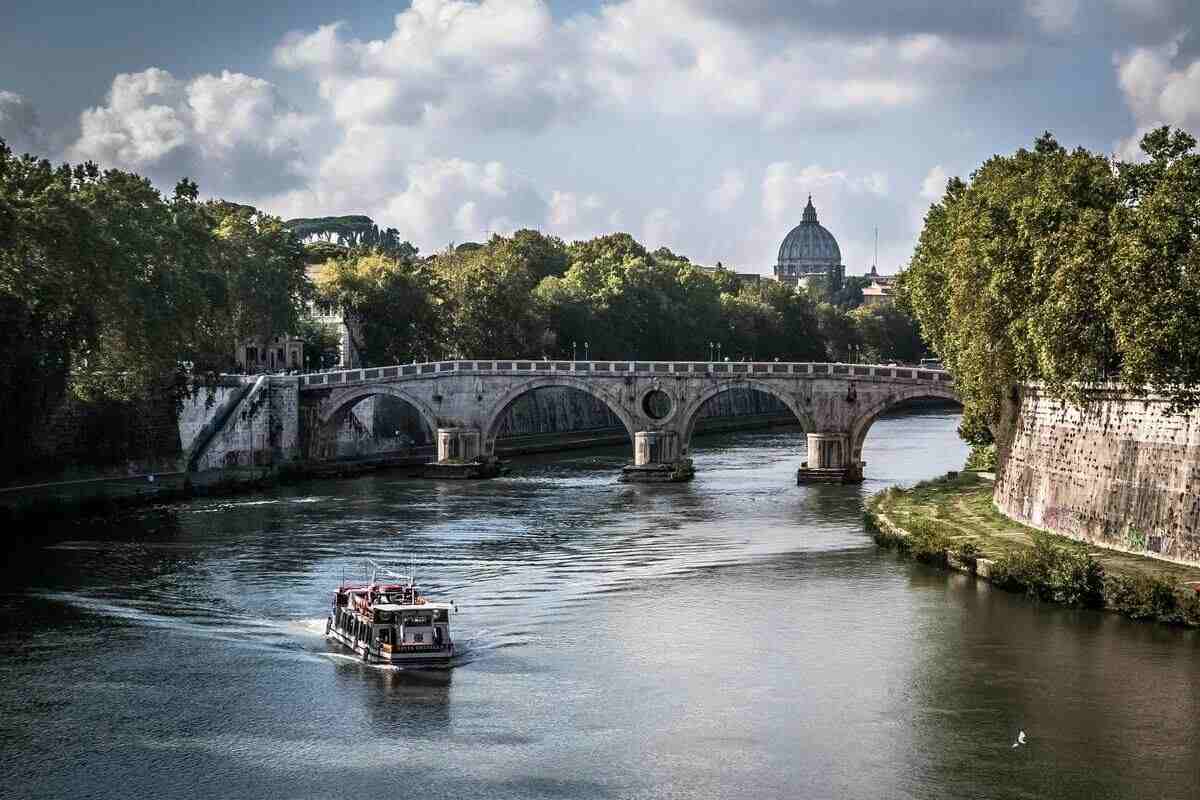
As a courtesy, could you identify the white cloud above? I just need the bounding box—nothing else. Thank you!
[0,90,45,156]
[762,162,888,223]
[274,0,574,131]
[706,169,746,213]
[920,165,949,201]
[68,68,313,196]
[380,158,547,248]
[248,0,1038,262]
[1114,37,1200,159]
[272,0,1024,135]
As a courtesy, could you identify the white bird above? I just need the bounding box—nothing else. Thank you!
[1012,730,1026,748]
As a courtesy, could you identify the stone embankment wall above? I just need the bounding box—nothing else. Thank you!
[28,389,185,481]
[995,385,1200,566]
[190,377,300,474]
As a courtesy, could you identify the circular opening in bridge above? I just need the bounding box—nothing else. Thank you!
[642,389,672,420]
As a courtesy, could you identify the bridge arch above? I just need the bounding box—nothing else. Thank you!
[321,384,442,433]
[313,384,442,462]
[848,384,962,464]
[480,376,638,455]
[677,380,815,455]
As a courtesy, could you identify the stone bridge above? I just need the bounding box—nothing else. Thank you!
[295,359,958,483]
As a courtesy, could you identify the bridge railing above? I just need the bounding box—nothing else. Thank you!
[293,360,953,389]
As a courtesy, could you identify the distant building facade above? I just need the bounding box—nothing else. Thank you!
[861,265,897,306]
[305,265,359,369]
[236,335,304,372]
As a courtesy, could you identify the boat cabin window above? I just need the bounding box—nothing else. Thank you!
[378,628,391,644]
[413,632,424,643]
[432,609,448,623]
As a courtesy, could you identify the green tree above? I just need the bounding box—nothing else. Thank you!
[295,316,343,370]
[316,252,443,366]
[833,275,870,309]
[815,302,861,362]
[1109,127,1200,411]
[205,201,311,360]
[509,228,569,282]
[433,236,548,358]
[850,304,927,364]
[898,132,1121,442]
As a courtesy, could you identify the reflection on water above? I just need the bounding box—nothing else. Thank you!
[1,411,1197,800]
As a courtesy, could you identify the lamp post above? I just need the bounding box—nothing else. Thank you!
[584,341,590,360]
[708,341,714,362]
[572,340,578,361]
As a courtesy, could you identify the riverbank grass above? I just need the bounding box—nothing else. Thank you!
[866,472,1200,626]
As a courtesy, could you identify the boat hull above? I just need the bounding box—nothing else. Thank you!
[326,624,454,667]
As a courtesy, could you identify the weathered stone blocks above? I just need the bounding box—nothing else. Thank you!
[994,386,1200,566]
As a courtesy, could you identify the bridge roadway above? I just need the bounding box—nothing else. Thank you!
[297,359,958,483]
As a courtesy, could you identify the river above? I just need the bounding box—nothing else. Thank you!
[2,410,1197,800]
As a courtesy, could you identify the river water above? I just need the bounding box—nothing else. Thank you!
[2,410,1198,800]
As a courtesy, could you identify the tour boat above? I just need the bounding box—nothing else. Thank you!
[326,561,454,667]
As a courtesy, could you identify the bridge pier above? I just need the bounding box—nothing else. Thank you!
[424,427,501,479]
[796,432,863,484]
[620,430,695,483]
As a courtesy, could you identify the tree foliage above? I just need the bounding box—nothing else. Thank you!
[898,127,1200,442]
[0,139,312,476]
[285,215,412,256]
[315,252,443,366]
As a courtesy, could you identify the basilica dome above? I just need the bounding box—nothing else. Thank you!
[774,196,844,287]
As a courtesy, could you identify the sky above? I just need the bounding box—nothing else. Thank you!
[2,0,1199,276]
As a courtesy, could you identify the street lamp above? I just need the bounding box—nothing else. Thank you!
[572,340,578,361]
[584,341,590,360]
[708,341,714,362]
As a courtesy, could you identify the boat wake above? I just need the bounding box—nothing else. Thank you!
[37,592,336,665]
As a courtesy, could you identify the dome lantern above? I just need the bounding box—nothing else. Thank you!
[802,195,818,224]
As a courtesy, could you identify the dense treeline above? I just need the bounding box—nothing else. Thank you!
[0,141,309,475]
[314,230,926,367]
[0,136,926,477]
[285,215,414,256]
[899,127,1200,443]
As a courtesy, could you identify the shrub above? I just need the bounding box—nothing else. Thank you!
[904,519,955,566]
[990,532,1105,607]
[965,443,997,471]
[1103,574,1198,625]
[953,540,981,567]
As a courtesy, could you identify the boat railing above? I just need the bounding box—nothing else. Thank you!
[367,558,415,588]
